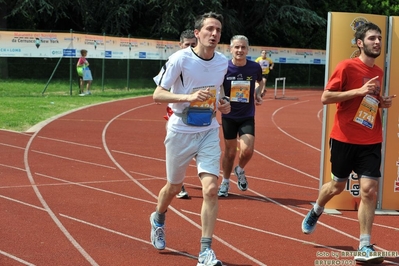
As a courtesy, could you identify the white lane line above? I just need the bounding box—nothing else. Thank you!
[37,136,102,149]
[35,172,155,205]
[183,209,399,265]
[24,123,99,265]
[1,173,398,265]
[0,250,35,266]
[293,205,399,231]
[317,108,323,123]
[271,100,321,152]
[253,148,319,180]
[241,187,396,255]
[59,214,198,260]
[0,143,26,149]
[0,129,32,135]
[101,103,268,266]
[248,174,319,191]
[113,148,320,184]
[0,163,26,172]
[31,150,116,169]
[112,149,166,163]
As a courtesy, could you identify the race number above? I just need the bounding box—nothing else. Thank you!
[353,94,379,129]
[230,81,250,103]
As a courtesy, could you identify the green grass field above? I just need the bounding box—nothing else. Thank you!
[0,79,154,132]
[1,79,322,132]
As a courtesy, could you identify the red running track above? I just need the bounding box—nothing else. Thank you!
[0,90,398,266]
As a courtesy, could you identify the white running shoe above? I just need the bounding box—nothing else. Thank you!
[234,166,248,191]
[176,185,190,199]
[217,181,229,197]
[197,248,222,266]
[149,212,165,250]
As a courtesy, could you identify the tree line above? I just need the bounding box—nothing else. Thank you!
[0,0,398,49]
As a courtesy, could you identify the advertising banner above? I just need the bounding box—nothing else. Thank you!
[0,31,326,64]
[381,16,399,210]
[320,12,387,210]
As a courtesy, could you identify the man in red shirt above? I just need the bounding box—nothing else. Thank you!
[301,22,395,264]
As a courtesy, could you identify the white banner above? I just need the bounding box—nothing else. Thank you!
[0,31,326,64]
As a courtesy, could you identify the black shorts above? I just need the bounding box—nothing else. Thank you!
[262,74,269,79]
[329,138,381,180]
[222,117,255,140]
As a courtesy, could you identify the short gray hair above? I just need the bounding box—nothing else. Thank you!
[230,35,249,47]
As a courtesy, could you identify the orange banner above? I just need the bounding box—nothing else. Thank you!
[320,12,387,210]
[381,16,399,210]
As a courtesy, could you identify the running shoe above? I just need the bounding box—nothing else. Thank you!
[354,244,384,264]
[217,181,230,197]
[197,248,222,266]
[176,185,189,199]
[234,166,248,191]
[150,212,165,250]
[301,209,321,234]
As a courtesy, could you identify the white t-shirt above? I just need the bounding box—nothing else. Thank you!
[154,47,228,133]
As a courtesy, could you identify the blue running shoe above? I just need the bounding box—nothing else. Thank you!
[301,209,321,234]
[354,245,384,264]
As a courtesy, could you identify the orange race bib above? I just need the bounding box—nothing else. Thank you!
[190,86,217,111]
[353,94,379,129]
[230,81,250,103]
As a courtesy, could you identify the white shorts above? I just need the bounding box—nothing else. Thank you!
[164,128,221,184]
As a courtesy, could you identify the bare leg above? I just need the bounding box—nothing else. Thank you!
[199,174,219,237]
[358,178,378,235]
[222,139,237,179]
[156,182,182,213]
[261,77,267,95]
[316,180,346,207]
[86,81,92,93]
[79,78,83,93]
[237,134,254,169]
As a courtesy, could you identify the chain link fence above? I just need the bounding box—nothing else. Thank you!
[0,56,325,93]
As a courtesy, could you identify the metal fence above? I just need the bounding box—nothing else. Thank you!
[0,57,325,93]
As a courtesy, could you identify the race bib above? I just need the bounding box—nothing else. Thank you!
[353,94,379,129]
[230,81,250,103]
[190,86,217,110]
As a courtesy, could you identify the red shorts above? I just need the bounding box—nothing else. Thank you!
[163,106,174,121]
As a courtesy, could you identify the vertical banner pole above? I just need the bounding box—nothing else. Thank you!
[380,16,399,211]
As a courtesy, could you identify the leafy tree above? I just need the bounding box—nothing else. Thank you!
[359,0,399,16]
[1,0,326,48]
[138,0,327,48]
[5,0,399,50]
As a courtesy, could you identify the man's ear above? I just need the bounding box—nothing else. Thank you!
[194,29,200,38]
[356,38,363,48]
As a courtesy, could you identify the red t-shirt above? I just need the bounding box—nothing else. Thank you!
[326,57,383,144]
[78,57,87,65]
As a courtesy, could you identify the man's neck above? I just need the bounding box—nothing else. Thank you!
[232,58,246,66]
[358,54,376,67]
[193,46,215,60]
